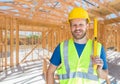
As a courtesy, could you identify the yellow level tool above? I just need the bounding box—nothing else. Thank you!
[93,18,98,70]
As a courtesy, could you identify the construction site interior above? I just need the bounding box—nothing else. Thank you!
[0,0,120,84]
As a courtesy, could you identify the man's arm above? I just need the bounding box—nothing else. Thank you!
[97,68,110,84]
[46,63,58,84]
[97,64,108,79]
[91,56,108,78]
[97,67,108,78]
[91,56,110,84]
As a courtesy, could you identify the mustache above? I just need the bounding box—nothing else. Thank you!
[74,29,83,32]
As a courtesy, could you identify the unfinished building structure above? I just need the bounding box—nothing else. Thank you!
[0,0,120,84]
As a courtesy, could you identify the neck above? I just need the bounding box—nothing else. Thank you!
[74,36,88,44]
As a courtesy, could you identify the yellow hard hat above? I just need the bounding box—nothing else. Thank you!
[68,7,90,23]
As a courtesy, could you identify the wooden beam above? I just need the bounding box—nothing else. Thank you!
[0,10,28,18]
[14,0,32,7]
[0,14,64,32]
[0,10,30,22]
[20,44,39,63]
[4,16,8,69]
[32,0,44,17]
[104,16,120,24]
[16,19,19,65]
[60,29,64,42]
[10,17,14,67]
[0,17,3,53]
[56,29,60,45]
[15,14,64,28]
[51,30,55,52]
[48,30,52,51]
[88,9,105,18]
[58,0,77,8]
[34,13,65,23]
[21,0,68,21]
[17,18,63,30]
[58,0,104,18]
[33,5,67,21]
[117,28,120,51]
[0,2,30,14]
[0,18,3,71]
[42,31,46,49]
[91,0,119,16]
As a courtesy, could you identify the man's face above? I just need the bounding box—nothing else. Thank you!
[70,18,88,40]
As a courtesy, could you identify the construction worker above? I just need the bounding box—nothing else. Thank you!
[46,7,109,84]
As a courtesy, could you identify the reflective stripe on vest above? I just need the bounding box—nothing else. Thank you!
[58,40,99,81]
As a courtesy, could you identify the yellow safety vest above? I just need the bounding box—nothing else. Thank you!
[57,39,102,84]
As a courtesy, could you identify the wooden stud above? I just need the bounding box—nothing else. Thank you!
[119,30,120,51]
[16,19,19,65]
[4,16,8,69]
[10,17,14,67]
[60,29,63,42]
[42,31,46,49]
[117,28,120,51]
[37,32,40,60]
[42,31,46,57]
[48,30,52,52]
[51,30,54,52]
[0,17,3,71]
[56,29,60,45]
[114,29,117,50]
[32,26,34,61]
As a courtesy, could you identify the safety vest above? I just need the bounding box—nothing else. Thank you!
[57,39,102,84]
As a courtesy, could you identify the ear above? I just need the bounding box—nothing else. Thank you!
[86,23,89,29]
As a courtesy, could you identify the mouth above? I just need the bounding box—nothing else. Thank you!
[75,30,81,33]
[74,30,82,34]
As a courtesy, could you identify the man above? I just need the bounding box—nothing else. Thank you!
[46,7,109,84]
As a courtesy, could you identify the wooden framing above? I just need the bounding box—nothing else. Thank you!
[104,16,120,24]
[56,29,60,45]
[16,19,19,65]
[4,16,8,69]
[48,30,52,51]
[97,22,106,49]
[10,17,14,67]
[42,31,46,49]
[51,30,55,52]
[117,28,120,51]
[0,17,3,71]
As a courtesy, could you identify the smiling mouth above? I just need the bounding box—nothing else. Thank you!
[75,30,82,33]
[75,31,81,33]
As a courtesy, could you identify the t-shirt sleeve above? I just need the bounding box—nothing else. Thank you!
[100,46,108,70]
[50,44,61,66]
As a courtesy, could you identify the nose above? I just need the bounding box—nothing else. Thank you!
[75,25,81,30]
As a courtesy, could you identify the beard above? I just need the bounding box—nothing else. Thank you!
[71,29,86,40]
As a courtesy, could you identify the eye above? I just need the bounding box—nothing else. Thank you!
[79,24,84,27]
[71,24,77,27]
[71,23,84,28]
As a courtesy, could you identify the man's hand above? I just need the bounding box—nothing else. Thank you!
[91,56,110,84]
[91,56,103,69]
